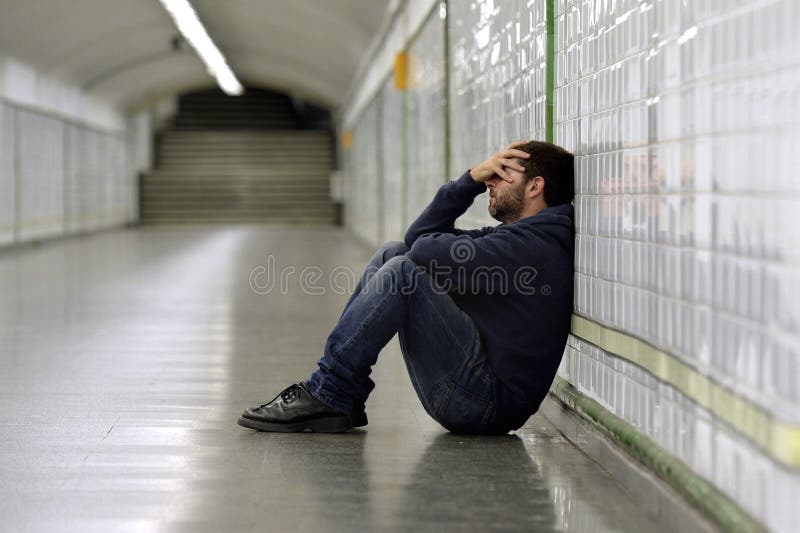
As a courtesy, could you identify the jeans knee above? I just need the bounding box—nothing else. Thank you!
[382,254,415,273]
[377,255,420,289]
[377,241,409,262]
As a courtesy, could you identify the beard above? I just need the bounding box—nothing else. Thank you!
[488,185,525,223]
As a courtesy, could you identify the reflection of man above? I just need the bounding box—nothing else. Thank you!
[238,140,575,434]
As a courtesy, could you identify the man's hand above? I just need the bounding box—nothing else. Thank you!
[469,140,531,183]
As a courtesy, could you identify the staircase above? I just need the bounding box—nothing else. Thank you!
[141,89,337,225]
[172,89,296,130]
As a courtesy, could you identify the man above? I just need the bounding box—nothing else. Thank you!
[238,140,575,434]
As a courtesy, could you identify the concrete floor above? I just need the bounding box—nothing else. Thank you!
[0,226,662,532]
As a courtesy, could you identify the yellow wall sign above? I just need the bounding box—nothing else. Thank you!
[341,130,353,150]
[394,52,408,90]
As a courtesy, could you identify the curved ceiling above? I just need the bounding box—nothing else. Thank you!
[0,0,390,110]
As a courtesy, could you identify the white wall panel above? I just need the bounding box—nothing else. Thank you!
[345,98,382,247]
[65,125,100,233]
[106,136,127,226]
[17,109,63,241]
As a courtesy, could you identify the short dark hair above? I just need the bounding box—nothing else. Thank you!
[519,141,574,206]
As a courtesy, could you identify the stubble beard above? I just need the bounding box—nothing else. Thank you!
[488,187,525,224]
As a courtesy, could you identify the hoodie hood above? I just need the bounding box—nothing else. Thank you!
[516,203,575,227]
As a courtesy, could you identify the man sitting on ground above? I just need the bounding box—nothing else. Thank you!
[238,140,575,435]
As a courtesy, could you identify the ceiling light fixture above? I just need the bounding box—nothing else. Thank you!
[158,0,244,95]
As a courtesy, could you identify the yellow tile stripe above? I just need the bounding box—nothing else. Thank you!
[571,313,800,468]
[394,52,408,90]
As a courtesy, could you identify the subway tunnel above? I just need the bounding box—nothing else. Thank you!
[0,1,798,532]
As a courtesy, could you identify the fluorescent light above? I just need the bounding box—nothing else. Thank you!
[158,0,243,95]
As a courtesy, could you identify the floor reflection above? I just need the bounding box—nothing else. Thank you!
[249,430,376,531]
[397,433,558,532]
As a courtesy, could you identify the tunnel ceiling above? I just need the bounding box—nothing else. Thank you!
[0,0,390,110]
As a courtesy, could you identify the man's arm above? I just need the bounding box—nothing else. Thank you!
[403,171,492,248]
[407,229,539,295]
[403,142,531,248]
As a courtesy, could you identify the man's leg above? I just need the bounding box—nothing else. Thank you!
[240,240,500,433]
[238,242,411,433]
[305,242,498,433]
[336,241,410,322]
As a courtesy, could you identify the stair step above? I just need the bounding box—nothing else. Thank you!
[142,186,330,193]
[143,177,331,184]
[141,212,336,220]
[141,194,334,202]
[156,153,333,159]
[146,171,331,178]
[141,219,336,224]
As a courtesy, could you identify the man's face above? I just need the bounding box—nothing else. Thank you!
[486,158,527,223]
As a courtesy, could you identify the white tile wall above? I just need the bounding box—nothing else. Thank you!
[559,0,800,411]
[556,0,800,530]
[105,136,128,227]
[450,0,548,229]
[343,1,799,528]
[560,337,798,532]
[1,102,138,247]
[65,125,130,234]
[380,76,405,241]
[345,98,382,247]
[17,109,64,241]
[65,124,101,233]
[406,10,447,225]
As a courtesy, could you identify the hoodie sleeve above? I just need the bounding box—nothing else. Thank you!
[403,171,495,248]
[406,228,540,295]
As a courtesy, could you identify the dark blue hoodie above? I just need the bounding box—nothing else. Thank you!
[404,171,575,429]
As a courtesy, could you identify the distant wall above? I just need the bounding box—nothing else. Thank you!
[0,56,152,246]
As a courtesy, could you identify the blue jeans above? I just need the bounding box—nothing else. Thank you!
[306,241,511,434]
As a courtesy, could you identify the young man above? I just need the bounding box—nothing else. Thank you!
[238,140,575,434]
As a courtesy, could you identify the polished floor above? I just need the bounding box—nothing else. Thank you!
[0,226,662,532]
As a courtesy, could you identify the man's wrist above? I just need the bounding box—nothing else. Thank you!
[460,170,487,191]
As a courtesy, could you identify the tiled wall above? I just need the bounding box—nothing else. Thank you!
[555,0,799,530]
[450,0,548,228]
[17,110,64,241]
[380,76,405,242]
[0,100,138,247]
[345,97,382,246]
[345,10,448,247]
[406,12,447,226]
[342,1,799,528]
[64,124,129,233]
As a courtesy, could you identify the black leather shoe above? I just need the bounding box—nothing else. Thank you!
[237,382,368,433]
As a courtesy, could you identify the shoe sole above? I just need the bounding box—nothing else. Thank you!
[238,411,368,433]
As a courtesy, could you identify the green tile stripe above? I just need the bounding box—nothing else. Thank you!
[545,0,555,143]
[550,376,767,533]
[443,0,451,182]
[570,313,800,468]
[401,79,409,231]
